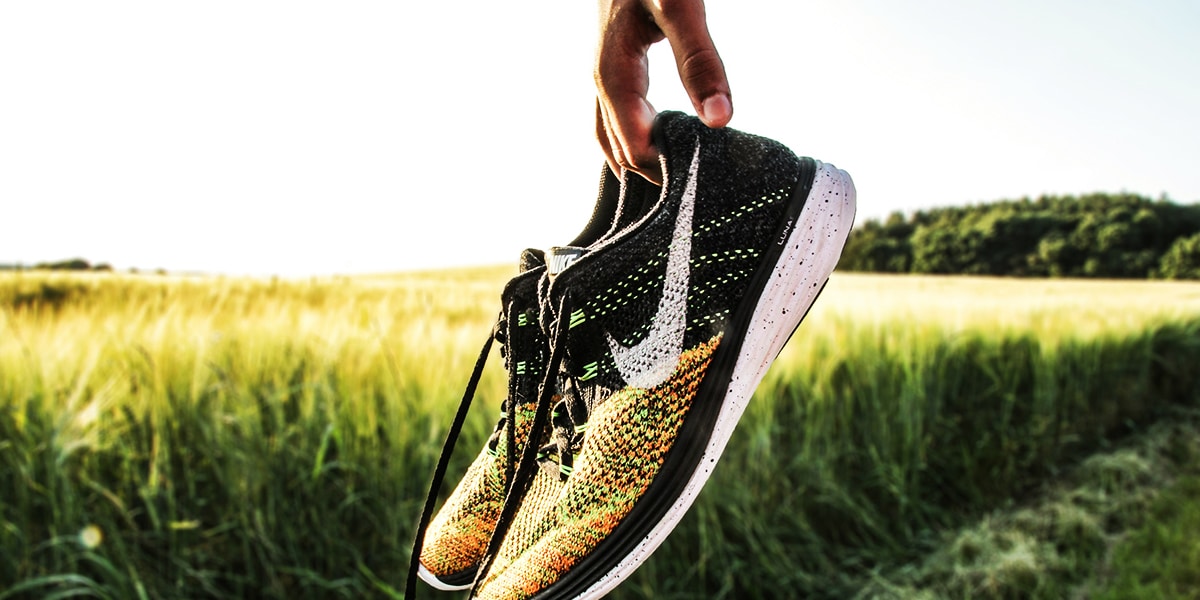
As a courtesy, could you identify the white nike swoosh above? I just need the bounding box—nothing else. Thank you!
[606,142,701,388]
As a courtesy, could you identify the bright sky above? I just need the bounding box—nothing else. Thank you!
[3,1,1198,276]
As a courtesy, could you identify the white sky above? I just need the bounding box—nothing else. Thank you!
[2,1,1198,276]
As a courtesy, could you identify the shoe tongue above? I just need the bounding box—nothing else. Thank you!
[519,248,546,272]
[547,246,587,278]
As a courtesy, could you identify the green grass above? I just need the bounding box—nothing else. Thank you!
[1088,464,1200,598]
[0,270,512,598]
[2,270,1200,598]
[847,406,1200,599]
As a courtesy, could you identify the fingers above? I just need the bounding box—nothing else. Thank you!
[594,0,730,184]
[651,0,732,128]
[595,0,664,183]
[596,93,660,184]
[595,100,625,181]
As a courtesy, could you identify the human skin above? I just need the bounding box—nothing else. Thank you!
[594,0,732,184]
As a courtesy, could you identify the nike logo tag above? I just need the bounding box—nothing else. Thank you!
[606,142,700,388]
[548,246,586,279]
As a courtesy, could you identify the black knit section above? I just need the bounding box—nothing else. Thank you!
[611,171,661,234]
[567,165,624,248]
[547,111,803,393]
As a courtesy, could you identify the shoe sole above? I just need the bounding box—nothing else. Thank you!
[562,161,857,599]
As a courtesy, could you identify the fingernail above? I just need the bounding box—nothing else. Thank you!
[700,95,732,127]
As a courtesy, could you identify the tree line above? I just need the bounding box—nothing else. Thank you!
[839,192,1200,279]
[0,258,113,272]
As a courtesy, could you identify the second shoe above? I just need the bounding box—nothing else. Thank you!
[410,165,660,592]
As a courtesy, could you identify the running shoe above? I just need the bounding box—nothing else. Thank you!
[409,165,660,591]
[470,111,856,600]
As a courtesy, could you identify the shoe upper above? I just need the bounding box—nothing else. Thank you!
[544,112,807,400]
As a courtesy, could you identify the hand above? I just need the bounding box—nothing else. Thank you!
[595,0,732,184]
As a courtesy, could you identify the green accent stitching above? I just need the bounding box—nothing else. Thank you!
[580,361,599,381]
[569,309,586,329]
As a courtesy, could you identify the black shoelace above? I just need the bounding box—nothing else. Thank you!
[405,299,531,596]
[406,290,587,598]
[404,324,496,599]
[465,291,582,596]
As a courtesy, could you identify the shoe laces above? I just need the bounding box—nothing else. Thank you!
[469,289,581,595]
[537,376,589,481]
[405,303,521,598]
[531,277,592,483]
[405,288,590,597]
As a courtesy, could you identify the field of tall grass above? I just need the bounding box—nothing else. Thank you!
[2,269,1199,599]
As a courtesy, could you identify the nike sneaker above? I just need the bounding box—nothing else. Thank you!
[409,166,661,591]
[470,111,856,600]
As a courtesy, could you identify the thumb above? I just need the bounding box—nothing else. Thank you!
[652,0,732,127]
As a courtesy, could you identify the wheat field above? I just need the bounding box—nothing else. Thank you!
[2,269,1199,598]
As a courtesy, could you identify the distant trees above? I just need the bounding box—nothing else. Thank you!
[0,258,113,272]
[1157,233,1200,279]
[840,193,1200,279]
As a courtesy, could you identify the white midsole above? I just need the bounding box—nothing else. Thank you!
[577,161,858,600]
